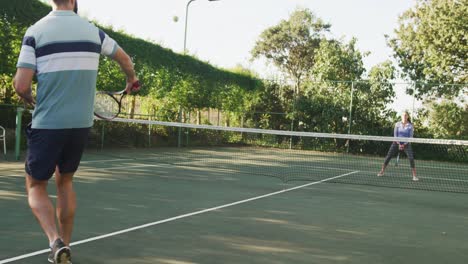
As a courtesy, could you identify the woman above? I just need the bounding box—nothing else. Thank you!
[378,111,418,181]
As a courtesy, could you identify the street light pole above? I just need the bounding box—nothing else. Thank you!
[179,0,220,147]
[183,0,196,53]
[184,0,220,53]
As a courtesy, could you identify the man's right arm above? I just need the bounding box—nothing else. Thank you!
[98,28,138,93]
[112,47,138,93]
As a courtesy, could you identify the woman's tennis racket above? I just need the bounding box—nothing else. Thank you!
[94,80,141,120]
[395,143,405,166]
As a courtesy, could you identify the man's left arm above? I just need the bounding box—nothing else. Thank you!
[13,68,35,105]
[15,31,37,105]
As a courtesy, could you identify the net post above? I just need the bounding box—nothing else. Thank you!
[347,81,354,153]
[148,112,152,147]
[348,81,354,135]
[100,122,105,151]
[178,106,182,148]
[289,119,294,149]
[186,111,190,146]
[412,81,417,117]
[289,85,297,150]
[240,115,244,138]
[14,107,24,161]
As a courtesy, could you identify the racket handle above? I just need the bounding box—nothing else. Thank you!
[132,80,141,91]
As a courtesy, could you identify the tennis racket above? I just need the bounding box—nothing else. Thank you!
[94,80,141,120]
[395,143,405,166]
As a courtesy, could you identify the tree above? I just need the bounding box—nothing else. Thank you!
[297,40,396,135]
[251,8,330,94]
[388,0,468,98]
[0,14,23,104]
[310,38,366,82]
[246,80,289,130]
[302,38,366,134]
[419,101,468,139]
[352,61,397,135]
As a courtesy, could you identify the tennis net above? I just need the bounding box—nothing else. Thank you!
[87,118,468,193]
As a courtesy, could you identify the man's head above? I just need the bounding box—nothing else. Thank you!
[51,0,78,13]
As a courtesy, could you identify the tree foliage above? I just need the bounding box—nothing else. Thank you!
[311,38,366,82]
[251,8,331,94]
[352,61,397,136]
[299,38,396,135]
[4,0,464,142]
[418,101,468,139]
[0,0,261,121]
[0,14,24,104]
[388,0,468,97]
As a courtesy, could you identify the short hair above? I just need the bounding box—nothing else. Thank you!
[53,0,69,6]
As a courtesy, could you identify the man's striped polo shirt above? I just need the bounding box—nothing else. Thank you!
[17,10,118,129]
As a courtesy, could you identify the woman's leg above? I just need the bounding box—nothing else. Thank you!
[379,143,399,176]
[404,144,418,180]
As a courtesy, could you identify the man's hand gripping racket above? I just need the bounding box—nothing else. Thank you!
[94,80,141,120]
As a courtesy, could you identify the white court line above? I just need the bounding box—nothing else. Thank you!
[355,169,468,183]
[81,158,134,164]
[79,164,168,171]
[79,161,353,173]
[79,162,468,184]
[2,162,467,184]
[4,163,466,184]
[422,176,468,183]
[0,171,359,264]
[90,154,468,172]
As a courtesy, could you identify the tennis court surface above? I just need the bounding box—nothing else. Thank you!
[1,120,468,264]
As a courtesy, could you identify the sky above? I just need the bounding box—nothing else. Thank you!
[44,0,419,112]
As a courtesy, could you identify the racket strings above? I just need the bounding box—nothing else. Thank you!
[94,93,120,119]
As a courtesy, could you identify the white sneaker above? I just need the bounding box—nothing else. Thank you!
[412,176,419,181]
[377,171,384,177]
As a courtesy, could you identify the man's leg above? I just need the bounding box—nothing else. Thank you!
[25,174,59,245]
[25,125,72,263]
[54,127,89,246]
[55,167,76,246]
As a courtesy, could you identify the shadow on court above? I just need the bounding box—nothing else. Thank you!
[1,147,468,264]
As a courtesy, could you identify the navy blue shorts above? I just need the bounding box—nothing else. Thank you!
[25,123,90,181]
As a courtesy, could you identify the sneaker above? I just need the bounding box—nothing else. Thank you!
[48,239,72,264]
[412,176,419,181]
[377,171,384,177]
[48,253,54,263]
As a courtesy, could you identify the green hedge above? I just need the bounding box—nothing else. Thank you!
[0,0,260,91]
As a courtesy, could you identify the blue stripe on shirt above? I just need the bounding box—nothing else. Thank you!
[35,42,101,58]
[22,36,36,48]
[98,30,105,44]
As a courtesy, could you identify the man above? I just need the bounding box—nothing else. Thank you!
[13,0,139,263]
